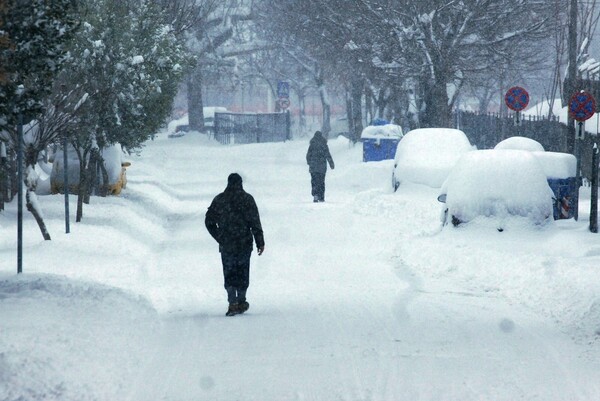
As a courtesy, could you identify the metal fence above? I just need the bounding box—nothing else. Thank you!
[456,111,568,152]
[213,112,291,145]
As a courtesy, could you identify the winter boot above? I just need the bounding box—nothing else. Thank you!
[238,301,250,314]
[313,195,319,202]
[226,303,240,316]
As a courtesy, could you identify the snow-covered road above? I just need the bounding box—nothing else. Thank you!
[2,131,600,400]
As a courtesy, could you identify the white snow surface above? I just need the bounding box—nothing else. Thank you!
[393,128,474,188]
[2,131,600,401]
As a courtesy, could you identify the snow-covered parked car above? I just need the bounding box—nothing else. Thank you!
[167,106,228,137]
[438,149,555,228]
[50,144,131,196]
[392,128,474,190]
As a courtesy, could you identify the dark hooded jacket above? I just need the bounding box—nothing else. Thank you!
[205,174,264,254]
[306,131,334,174]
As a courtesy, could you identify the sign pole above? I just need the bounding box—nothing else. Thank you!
[17,114,23,274]
[590,144,599,233]
[568,91,596,223]
[575,121,583,221]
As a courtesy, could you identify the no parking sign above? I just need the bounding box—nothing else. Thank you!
[504,86,530,112]
[568,91,596,122]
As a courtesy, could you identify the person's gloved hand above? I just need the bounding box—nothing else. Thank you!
[258,246,264,255]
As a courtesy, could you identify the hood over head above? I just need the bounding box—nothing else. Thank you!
[226,172,243,191]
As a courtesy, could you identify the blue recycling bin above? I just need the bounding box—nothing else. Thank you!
[547,177,578,220]
[361,124,403,162]
[362,138,399,162]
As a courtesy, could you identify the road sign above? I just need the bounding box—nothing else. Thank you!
[277,81,290,98]
[569,91,596,121]
[278,97,290,110]
[504,86,529,111]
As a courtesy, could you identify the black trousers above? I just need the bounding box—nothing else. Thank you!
[310,172,326,200]
[221,251,251,303]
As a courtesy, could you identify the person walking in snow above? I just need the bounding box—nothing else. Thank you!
[306,130,335,202]
[205,173,265,316]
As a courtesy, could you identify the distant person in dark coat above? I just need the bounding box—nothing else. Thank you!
[306,130,335,202]
[205,173,265,316]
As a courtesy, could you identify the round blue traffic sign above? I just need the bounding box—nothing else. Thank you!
[505,86,530,111]
[569,91,596,121]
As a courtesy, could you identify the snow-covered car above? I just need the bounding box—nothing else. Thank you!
[50,144,131,196]
[392,128,473,190]
[329,116,349,138]
[167,106,228,137]
[494,136,545,152]
[438,149,555,228]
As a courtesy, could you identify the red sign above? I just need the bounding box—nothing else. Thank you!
[568,91,596,121]
[505,86,530,112]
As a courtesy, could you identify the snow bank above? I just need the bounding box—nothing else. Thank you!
[393,128,473,188]
[0,273,158,401]
[442,149,554,225]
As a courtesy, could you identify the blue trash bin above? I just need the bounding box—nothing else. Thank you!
[547,177,578,220]
[361,124,403,162]
[533,151,578,220]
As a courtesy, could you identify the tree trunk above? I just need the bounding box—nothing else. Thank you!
[187,66,205,132]
[365,86,373,124]
[376,88,387,120]
[345,90,354,137]
[85,149,100,204]
[0,158,5,211]
[74,146,88,223]
[26,188,51,240]
[566,0,578,155]
[97,153,110,197]
[298,91,307,136]
[422,77,451,128]
[317,85,331,136]
[315,67,331,137]
[23,147,51,240]
[350,76,364,143]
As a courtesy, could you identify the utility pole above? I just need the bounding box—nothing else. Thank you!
[566,0,578,155]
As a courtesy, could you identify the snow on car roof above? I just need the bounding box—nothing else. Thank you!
[495,136,545,152]
[393,128,473,188]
